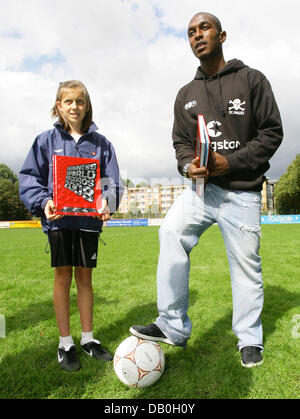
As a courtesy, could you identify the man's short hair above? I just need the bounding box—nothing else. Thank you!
[191,12,223,33]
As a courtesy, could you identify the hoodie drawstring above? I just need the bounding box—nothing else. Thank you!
[203,74,226,119]
[218,75,226,118]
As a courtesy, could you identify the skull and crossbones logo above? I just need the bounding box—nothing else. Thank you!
[229,99,246,112]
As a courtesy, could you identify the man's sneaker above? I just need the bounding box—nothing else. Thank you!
[130,323,185,347]
[58,345,81,372]
[81,339,113,361]
[241,346,263,368]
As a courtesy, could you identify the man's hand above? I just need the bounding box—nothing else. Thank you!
[187,157,209,179]
[96,199,111,221]
[44,200,64,221]
[208,151,230,176]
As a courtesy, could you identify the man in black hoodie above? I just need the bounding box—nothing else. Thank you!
[130,12,283,367]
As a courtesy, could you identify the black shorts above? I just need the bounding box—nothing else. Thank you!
[48,230,99,268]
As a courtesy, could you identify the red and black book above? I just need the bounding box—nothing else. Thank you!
[53,155,101,216]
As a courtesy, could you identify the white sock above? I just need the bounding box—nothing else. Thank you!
[59,335,74,351]
[81,331,94,345]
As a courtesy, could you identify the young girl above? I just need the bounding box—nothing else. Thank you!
[19,80,123,372]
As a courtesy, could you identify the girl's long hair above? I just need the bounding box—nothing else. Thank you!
[51,80,93,133]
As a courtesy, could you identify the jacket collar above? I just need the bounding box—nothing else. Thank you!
[53,121,98,134]
[194,59,247,80]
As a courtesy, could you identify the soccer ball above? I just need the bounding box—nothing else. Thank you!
[114,336,165,388]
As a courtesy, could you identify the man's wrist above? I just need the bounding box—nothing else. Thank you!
[183,162,191,178]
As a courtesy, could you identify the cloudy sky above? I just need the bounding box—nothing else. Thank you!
[0,0,299,185]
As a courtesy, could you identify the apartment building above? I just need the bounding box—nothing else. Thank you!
[118,178,277,216]
[118,184,187,215]
[261,178,277,213]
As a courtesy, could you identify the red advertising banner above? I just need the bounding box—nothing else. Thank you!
[53,155,101,216]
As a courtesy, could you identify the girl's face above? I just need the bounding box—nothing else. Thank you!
[56,88,87,132]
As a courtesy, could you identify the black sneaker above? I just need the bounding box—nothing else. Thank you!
[241,346,263,368]
[81,339,113,361]
[58,345,81,372]
[130,323,185,347]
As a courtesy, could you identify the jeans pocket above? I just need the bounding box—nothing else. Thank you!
[235,191,262,208]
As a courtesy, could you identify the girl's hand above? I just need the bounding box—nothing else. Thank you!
[95,199,111,221]
[44,200,64,221]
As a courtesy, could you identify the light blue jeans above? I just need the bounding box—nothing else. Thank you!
[155,182,263,350]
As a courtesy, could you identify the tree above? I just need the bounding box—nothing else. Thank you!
[274,155,300,214]
[0,164,17,183]
[0,178,13,220]
[122,178,135,187]
[135,181,149,188]
[128,201,142,218]
[0,164,30,221]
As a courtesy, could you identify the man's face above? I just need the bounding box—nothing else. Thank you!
[188,14,225,61]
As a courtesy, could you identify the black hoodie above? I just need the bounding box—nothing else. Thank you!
[172,59,283,191]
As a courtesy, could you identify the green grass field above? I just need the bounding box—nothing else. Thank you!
[0,224,300,399]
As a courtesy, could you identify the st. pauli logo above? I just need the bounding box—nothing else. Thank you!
[53,156,101,216]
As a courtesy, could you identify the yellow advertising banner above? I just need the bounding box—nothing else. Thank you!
[10,220,41,229]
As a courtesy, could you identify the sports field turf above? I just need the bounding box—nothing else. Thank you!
[0,224,300,399]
